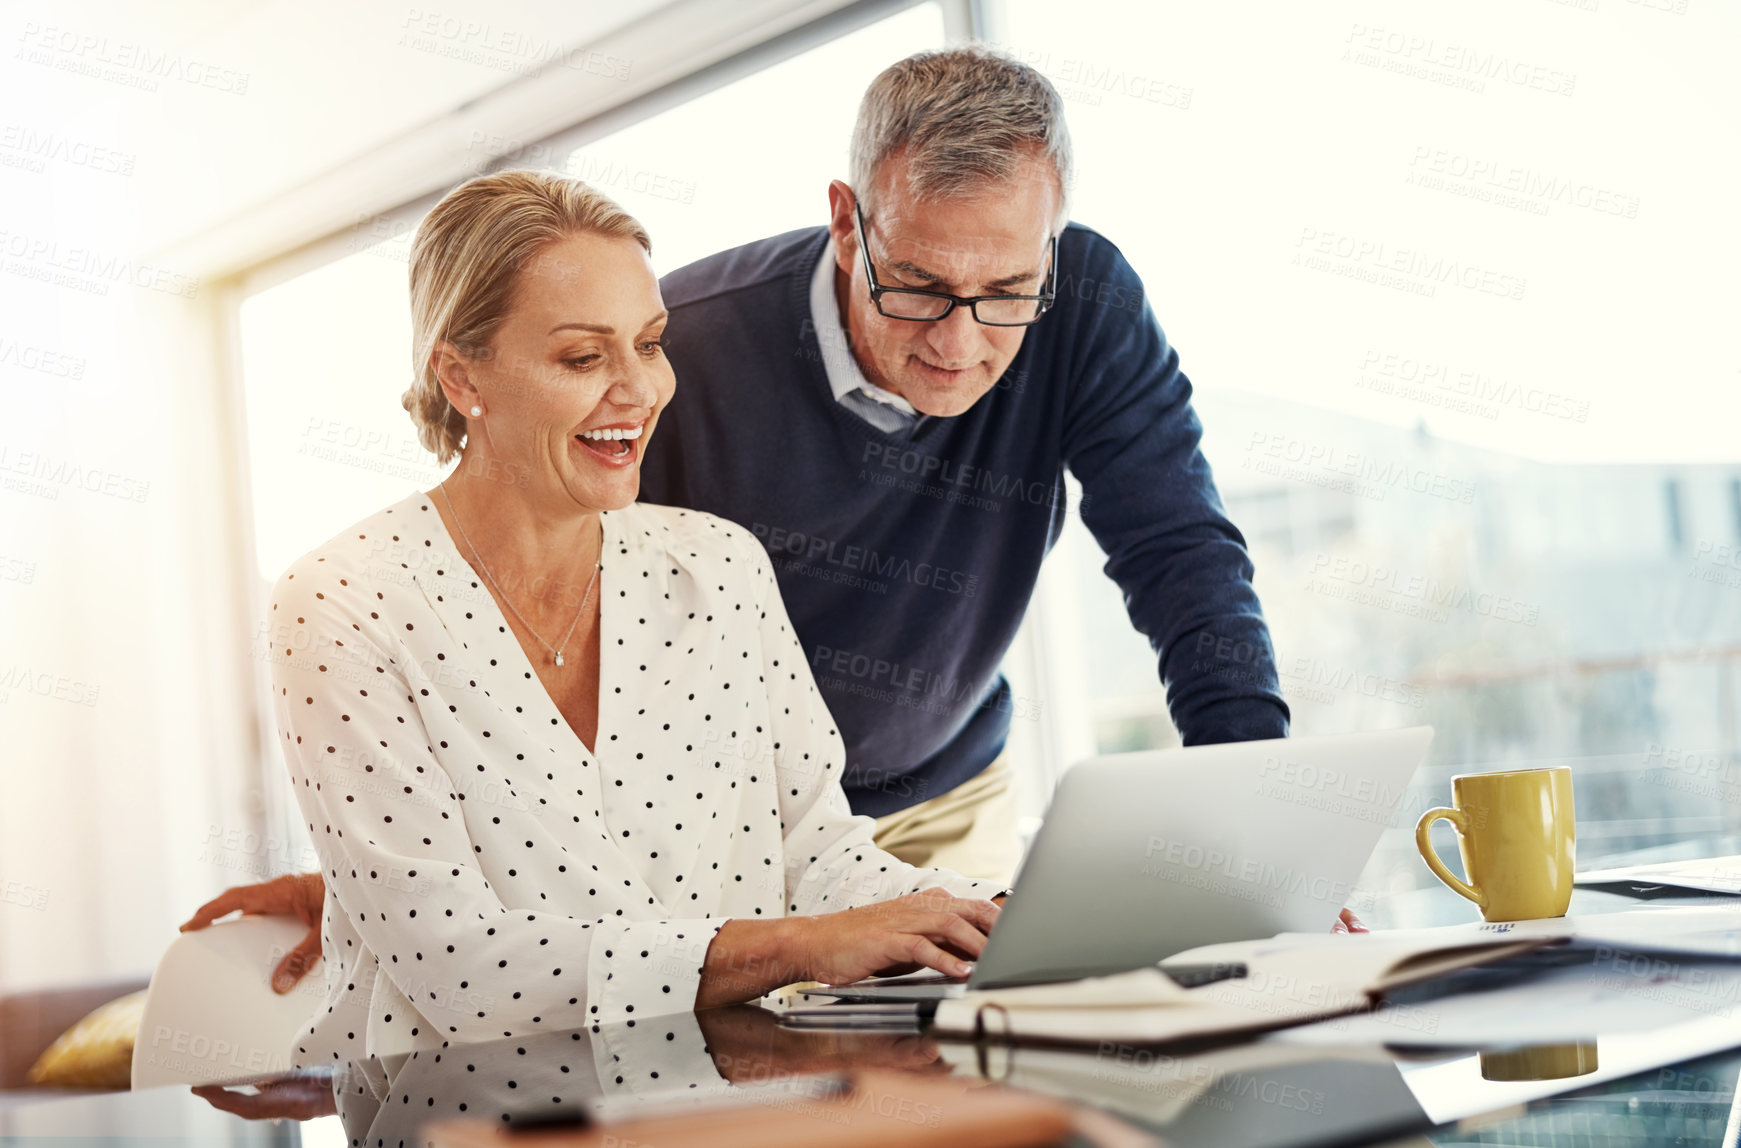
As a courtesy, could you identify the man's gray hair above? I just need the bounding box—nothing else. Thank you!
[850,45,1072,229]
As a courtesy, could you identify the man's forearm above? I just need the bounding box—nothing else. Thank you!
[1175,691,1290,745]
[1161,611,1291,743]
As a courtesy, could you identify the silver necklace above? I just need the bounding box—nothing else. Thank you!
[438,480,602,669]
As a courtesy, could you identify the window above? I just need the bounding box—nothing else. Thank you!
[999,0,1741,923]
[235,3,947,868]
[237,3,945,588]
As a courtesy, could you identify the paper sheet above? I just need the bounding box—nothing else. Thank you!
[1231,905,1741,959]
[130,915,323,1090]
[1275,957,1741,1048]
[1576,855,1741,896]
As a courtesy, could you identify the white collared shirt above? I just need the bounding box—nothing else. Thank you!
[269,491,998,1064]
[808,237,920,433]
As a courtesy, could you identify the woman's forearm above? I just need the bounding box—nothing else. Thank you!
[696,918,808,1010]
[698,891,998,1007]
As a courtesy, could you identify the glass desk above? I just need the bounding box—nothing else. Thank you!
[6,890,1741,1147]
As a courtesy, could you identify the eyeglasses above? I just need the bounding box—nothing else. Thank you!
[854,203,1056,327]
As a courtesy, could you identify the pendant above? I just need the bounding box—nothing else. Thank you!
[554,651,565,667]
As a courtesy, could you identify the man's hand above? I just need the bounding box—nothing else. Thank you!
[1332,907,1369,933]
[180,873,326,993]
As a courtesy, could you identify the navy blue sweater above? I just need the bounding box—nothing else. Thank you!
[642,225,1288,817]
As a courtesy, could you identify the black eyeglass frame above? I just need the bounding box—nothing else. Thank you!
[853,202,1057,327]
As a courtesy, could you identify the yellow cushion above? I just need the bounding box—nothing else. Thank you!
[26,990,148,1090]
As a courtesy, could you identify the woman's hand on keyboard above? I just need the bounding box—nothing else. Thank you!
[793,888,1002,985]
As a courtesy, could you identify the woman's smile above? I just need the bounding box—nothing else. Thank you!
[572,419,647,469]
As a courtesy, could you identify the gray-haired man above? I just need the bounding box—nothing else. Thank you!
[639,46,1288,880]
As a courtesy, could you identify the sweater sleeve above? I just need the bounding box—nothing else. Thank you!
[1058,231,1290,745]
[730,537,1006,908]
[267,555,720,1041]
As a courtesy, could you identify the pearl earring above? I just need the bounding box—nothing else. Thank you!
[470,405,482,417]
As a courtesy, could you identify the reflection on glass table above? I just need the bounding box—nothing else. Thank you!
[943,1011,1741,1148]
[7,987,1741,1148]
[1424,1049,1739,1147]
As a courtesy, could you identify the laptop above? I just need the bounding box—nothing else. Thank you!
[823,727,1433,1002]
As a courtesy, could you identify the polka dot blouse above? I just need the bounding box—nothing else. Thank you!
[269,491,1000,1066]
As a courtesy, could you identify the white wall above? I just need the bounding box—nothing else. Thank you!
[0,276,260,990]
[0,0,853,993]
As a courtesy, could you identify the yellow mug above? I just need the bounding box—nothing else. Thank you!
[1414,766,1575,922]
[1479,1042,1598,1082]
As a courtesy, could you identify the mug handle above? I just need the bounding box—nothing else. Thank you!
[1414,807,1486,909]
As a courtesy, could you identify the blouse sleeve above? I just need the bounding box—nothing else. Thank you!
[740,539,1008,912]
[268,554,720,1040]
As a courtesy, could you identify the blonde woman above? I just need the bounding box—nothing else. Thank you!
[268,170,1003,1064]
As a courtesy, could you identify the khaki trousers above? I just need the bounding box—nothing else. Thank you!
[870,752,1023,887]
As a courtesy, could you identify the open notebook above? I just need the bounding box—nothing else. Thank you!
[931,926,1552,1046]
[931,905,1741,1046]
